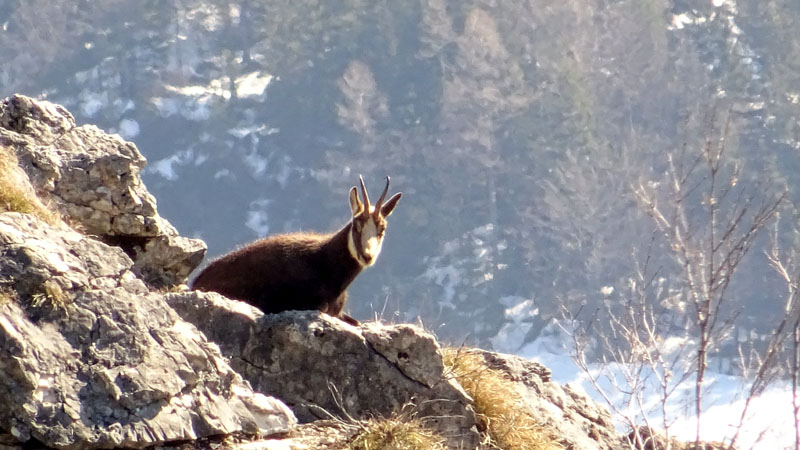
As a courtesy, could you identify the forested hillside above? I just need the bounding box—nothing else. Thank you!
[3,0,799,357]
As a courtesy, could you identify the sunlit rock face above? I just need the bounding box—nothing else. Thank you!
[0,95,295,449]
[167,292,483,450]
[0,94,206,288]
[0,212,295,449]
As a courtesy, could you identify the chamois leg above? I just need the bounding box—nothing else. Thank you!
[325,291,359,325]
[339,313,360,326]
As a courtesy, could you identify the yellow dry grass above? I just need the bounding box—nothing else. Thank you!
[346,415,447,450]
[30,279,70,312]
[0,146,59,224]
[0,289,16,305]
[443,347,563,450]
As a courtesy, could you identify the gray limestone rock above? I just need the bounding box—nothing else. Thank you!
[0,94,205,288]
[0,212,296,449]
[466,349,625,450]
[166,292,481,449]
[0,93,634,449]
[147,421,358,450]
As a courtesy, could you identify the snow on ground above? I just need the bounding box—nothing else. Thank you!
[235,72,273,98]
[150,97,182,118]
[243,150,269,177]
[489,296,538,352]
[118,118,140,139]
[422,263,460,308]
[516,323,797,449]
[146,149,199,181]
[153,71,273,121]
[245,198,271,236]
[228,124,279,139]
[79,91,107,117]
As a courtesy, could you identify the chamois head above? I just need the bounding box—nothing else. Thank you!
[347,175,402,267]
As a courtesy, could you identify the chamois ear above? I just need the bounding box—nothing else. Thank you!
[380,192,402,217]
[349,186,364,216]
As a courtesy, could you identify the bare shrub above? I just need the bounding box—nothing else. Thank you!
[564,108,789,449]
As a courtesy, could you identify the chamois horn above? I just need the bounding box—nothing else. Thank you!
[374,176,390,217]
[358,175,370,213]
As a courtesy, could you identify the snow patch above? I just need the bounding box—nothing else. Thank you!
[490,296,539,353]
[669,13,707,30]
[80,91,108,117]
[152,72,271,122]
[519,322,797,449]
[235,72,273,98]
[228,124,279,139]
[146,149,200,181]
[423,264,461,306]
[166,79,231,99]
[244,151,269,177]
[118,118,140,139]
[246,199,271,236]
[181,101,211,121]
[113,99,136,116]
[214,168,232,180]
[275,156,293,188]
[151,97,181,117]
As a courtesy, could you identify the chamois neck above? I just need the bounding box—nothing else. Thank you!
[317,222,362,290]
[328,222,362,267]
[329,221,351,247]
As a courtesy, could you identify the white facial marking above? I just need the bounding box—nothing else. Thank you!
[347,227,360,264]
[361,220,383,266]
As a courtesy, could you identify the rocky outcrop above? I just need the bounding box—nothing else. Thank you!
[166,289,632,450]
[0,95,295,449]
[468,349,624,450]
[167,292,481,449]
[0,94,205,288]
[0,211,295,449]
[0,94,630,449]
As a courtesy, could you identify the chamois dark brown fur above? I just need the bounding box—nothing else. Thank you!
[191,176,401,325]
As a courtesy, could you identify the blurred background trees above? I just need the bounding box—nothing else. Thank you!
[2,0,799,359]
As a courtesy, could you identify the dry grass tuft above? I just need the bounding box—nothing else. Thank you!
[443,347,563,450]
[346,414,447,450]
[0,146,59,224]
[157,283,190,294]
[31,280,71,312]
[0,289,16,305]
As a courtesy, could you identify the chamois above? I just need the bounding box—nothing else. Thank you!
[191,176,402,325]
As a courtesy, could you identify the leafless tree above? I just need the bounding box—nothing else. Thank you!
[633,109,784,447]
[761,215,800,450]
[561,238,694,450]
[566,108,787,449]
[336,60,389,150]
